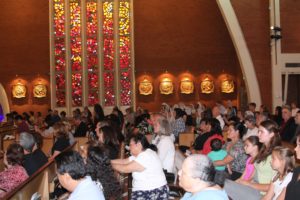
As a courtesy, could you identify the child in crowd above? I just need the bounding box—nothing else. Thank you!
[208,138,228,186]
[262,147,295,200]
[236,136,262,182]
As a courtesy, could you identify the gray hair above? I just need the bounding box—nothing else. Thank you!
[187,154,215,184]
[19,132,35,152]
[153,113,171,136]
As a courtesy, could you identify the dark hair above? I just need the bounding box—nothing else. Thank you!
[55,151,86,180]
[256,120,281,163]
[32,132,43,149]
[210,138,223,151]
[244,136,262,163]
[229,121,246,138]
[174,108,184,119]
[249,102,256,108]
[6,143,24,166]
[99,126,119,147]
[94,103,105,124]
[86,145,122,199]
[60,111,66,117]
[130,133,150,150]
[210,118,222,135]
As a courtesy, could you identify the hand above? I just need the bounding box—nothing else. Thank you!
[238,179,251,187]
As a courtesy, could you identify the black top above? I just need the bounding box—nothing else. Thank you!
[23,149,48,176]
[51,137,70,154]
[280,118,297,142]
[74,121,88,137]
[193,131,214,150]
[285,166,300,200]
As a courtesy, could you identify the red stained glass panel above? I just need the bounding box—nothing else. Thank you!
[88,90,99,106]
[54,3,65,37]
[103,38,114,70]
[103,2,114,36]
[56,74,65,90]
[72,73,82,106]
[104,72,115,106]
[56,90,66,107]
[87,2,97,36]
[120,71,131,106]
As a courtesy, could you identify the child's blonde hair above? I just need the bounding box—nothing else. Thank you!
[272,146,295,181]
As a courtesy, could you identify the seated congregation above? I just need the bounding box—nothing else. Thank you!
[0,102,300,200]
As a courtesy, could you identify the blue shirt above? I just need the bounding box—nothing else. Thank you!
[208,149,227,171]
[68,176,105,200]
[181,189,229,200]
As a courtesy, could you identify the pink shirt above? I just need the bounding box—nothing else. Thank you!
[0,165,28,197]
[243,157,255,181]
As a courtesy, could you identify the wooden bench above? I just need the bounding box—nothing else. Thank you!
[179,132,195,147]
[2,142,77,200]
[74,137,89,152]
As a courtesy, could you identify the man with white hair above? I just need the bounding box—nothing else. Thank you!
[178,154,228,200]
[212,106,225,130]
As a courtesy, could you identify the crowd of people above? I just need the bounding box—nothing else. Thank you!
[0,101,299,200]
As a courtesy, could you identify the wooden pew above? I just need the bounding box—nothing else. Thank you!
[41,137,54,156]
[179,132,195,147]
[74,137,89,152]
[2,142,77,200]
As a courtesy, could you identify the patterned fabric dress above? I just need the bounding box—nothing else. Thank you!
[0,165,28,197]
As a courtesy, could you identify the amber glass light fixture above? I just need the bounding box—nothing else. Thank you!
[180,77,194,94]
[200,77,214,94]
[12,82,26,98]
[221,78,234,93]
[160,77,173,95]
[139,77,153,95]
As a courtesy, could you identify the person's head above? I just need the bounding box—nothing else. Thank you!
[244,115,256,129]
[93,103,105,121]
[282,105,292,122]
[258,120,281,146]
[212,106,220,118]
[295,110,300,125]
[295,133,300,160]
[44,117,54,128]
[151,113,171,136]
[248,102,256,112]
[60,111,67,118]
[97,125,119,146]
[256,111,270,126]
[55,151,86,192]
[291,102,297,109]
[244,136,262,159]
[4,143,24,167]
[74,115,82,125]
[199,118,212,133]
[129,133,150,156]
[86,144,122,199]
[210,138,223,152]
[271,147,295,177]
[48,109,53,114]
[227,121,246,140]
[15,115,23,123]
[19,132,35,153]
[178,155,215,193]
[256,120,281,163]
[174,108,184,119]
[53,122,69,139]
[275,106,282,116]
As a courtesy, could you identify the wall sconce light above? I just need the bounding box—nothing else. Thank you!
[139,77,153,95]
[200,77,214,94]
[270,26,282,32]
[33,84,47,98]
[180,77,194,94]
[271,35,282,40]
[221,78,234,93]
[270,26,282,40]
[160,77,173,95]
[12,82,26,98]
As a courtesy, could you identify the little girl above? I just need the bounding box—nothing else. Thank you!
[236,136,262,182]
[262,146,295,200]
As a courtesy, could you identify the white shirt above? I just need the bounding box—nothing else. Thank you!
[129,149,167,191]
[154,135,175,173]
[272,172,293,200]
[216,115,225,130]
[68,176,105,200]
[243,127,258,141]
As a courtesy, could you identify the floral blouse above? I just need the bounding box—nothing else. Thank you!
[0,165,28,197]
[224,139,248,173]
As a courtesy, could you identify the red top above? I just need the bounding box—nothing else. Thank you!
[202,134,224,155]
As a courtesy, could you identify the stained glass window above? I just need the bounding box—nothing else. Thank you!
[51,0,134,113]
[87,1,99,106]
[53,0,66,107]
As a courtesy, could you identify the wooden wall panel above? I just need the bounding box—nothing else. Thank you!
[134,0,242,111]
[0,0,50,116]
[231,0,272,109]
